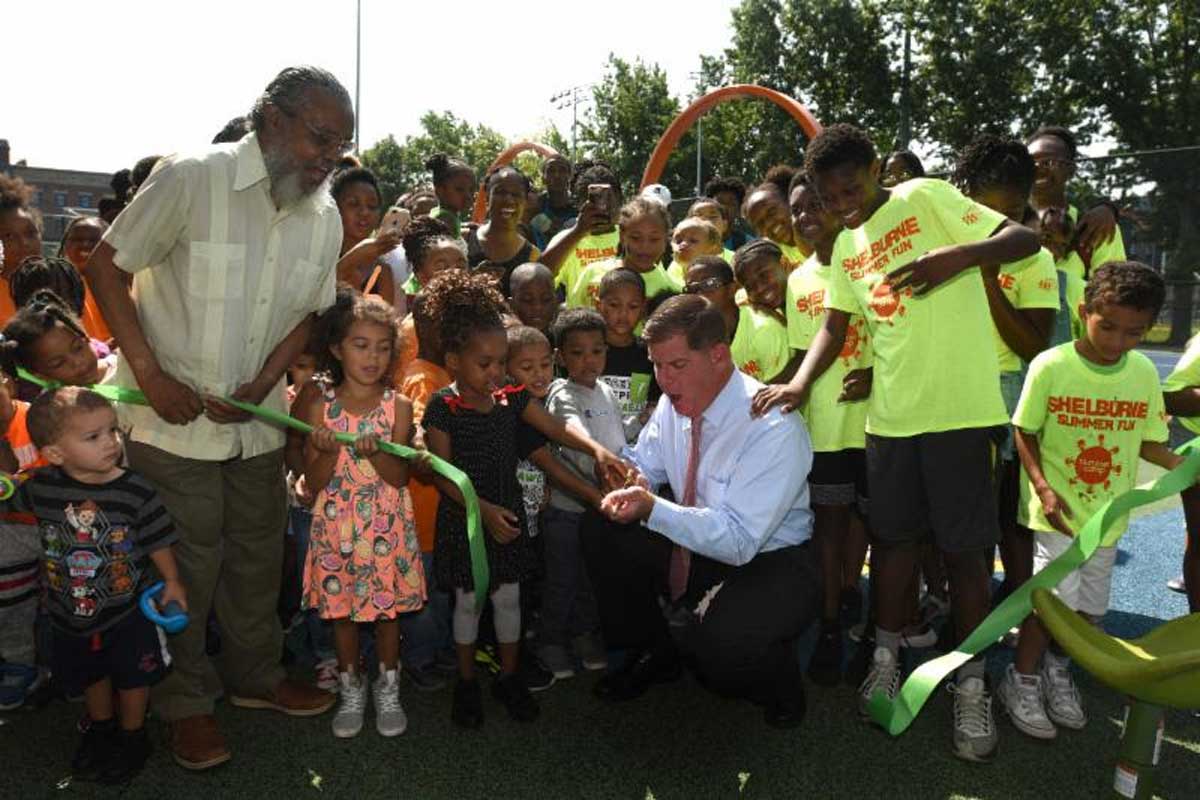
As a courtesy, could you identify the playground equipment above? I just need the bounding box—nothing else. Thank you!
[1031,588,1200,799]
[639,84,822,191]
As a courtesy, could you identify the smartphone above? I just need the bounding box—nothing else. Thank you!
[587,184,609,214]
[381,207,411,237]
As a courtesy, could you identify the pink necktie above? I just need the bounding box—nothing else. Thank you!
[668,416,702,601]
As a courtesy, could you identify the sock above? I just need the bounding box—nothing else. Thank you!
[956,658,985,684]
[875,628,901,657]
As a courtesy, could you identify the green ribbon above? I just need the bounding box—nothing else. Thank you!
[17,369,490,606]
[868,437,1200,734]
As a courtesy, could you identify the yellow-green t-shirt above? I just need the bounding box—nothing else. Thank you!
[1162,335,1200,436]
[1013,343,1167,536]
[550,228,621,295]
[1056,204,1127,282]
[729,305,791,383]
[568,258,681,310]
[992,248,1060,373]
[776,241,809,273]
[787,254,871,452]
[825,178,1010,436]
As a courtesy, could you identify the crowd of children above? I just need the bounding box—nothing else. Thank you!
[1,106,1198,787]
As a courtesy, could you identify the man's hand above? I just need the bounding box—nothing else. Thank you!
[140,367,204,426]
[600,486,654,524]
[751,383,808,417]
[1074,205,1118,252]
[203,378,271,424]
[1036,484,1074,536]
[481,499,520,543]
[838,368,873,403]
[890,245,972,296]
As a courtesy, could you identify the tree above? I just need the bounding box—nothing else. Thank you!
[360,111,508,204]
[580,56,693,198]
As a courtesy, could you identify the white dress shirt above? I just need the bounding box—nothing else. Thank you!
[102,132,341,460]
[624,369,814,566]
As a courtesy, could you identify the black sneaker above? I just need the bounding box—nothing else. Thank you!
[806,626,843,687]
[493,673,539,722]
[520,655,556,693]
[71,718,116,781]
[404,663,448,692]
[99,727,151,785]
[451,678,484,729]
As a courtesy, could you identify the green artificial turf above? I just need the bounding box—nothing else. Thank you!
[4,660,1198,800]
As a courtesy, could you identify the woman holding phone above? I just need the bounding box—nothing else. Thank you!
[333,166,400,305]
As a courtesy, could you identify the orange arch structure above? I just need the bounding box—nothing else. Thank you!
[472,141,563,223]
[640,84,822,191]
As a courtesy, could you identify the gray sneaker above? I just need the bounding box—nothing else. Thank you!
[332,671,366,738]
[573,633,608,672]
[950,676,998,762]
[998,664,1056,740]
[372,666,407,737]
[1040,660,1086,730]
[536,644,576,679]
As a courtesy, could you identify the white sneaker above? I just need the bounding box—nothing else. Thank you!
[331,671,366,738]
[1041,659,1086,730]
[314,658,340,692]
[949,676,998,762]
[858,646,900,718]
[998,664,1056,740]
[372,666,407,737]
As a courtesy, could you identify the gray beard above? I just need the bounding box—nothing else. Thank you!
[262,146,310,209]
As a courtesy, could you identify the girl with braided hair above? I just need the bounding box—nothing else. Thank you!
[0,289,113,390]
[419,271,625,729]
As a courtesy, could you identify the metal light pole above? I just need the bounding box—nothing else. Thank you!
[551,85,593,162]
[696,114,703,196]
[354,0,362,154]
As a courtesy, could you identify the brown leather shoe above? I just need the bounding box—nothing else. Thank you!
[170,714,231,771]
[229,678,335,717]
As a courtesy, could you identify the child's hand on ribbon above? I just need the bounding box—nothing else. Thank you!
[353,434,381,457]
[159,577,189,613]
[309,427,341,454]
[1036,484,1074,536]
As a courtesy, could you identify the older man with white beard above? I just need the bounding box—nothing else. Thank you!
[87,65,353,771]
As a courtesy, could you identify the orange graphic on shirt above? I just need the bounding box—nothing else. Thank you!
[1066,435,1122,495]
[587,282,602,309]
[794,289,825,319]
[840,318,866,365]
[868,280,909,324]
[741,359,762,378]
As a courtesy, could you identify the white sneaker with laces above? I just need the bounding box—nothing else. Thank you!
[949,676,998,762]
[332,671,366,738]
[998,664,1056,740]
[372,666,407,737]
[1041,659,1086,730]
[858,646,901,719]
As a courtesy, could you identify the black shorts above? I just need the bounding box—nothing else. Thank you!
[52,610,171,697]
[866,427,1000,553]
[996,456,1019,530]
[809,449,868,507]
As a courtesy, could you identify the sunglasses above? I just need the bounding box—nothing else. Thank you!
[684,276,733,294]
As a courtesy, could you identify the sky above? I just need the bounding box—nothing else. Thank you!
[7,0,740,176]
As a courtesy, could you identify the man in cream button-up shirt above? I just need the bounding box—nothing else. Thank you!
[87,66,351,771]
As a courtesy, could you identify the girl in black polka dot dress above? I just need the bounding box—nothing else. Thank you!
[419,272,626,729]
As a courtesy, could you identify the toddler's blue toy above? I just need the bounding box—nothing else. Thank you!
[139,581,188,634]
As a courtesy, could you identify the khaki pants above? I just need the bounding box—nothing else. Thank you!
[127,442,287,721]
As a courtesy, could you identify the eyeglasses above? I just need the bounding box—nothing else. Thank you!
[683,276,732,294]
[1033,157,1074,170]
[279,107,354,157]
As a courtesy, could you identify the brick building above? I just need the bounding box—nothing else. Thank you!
[0,139,114,251]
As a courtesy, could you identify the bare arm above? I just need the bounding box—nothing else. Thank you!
[1164,388,1200,418]
[520,401,625,489]
[1014,427,1073,535]
[529,446,604,509]
[981,266,1054,363]
[1140,440,1185,472]
[361,393,412,490]
[751,309,850,415]
[301,389,341,494]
